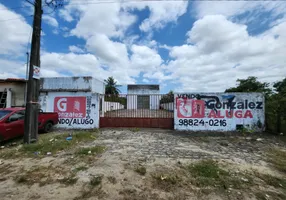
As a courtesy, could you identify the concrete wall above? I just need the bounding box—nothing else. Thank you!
[160,102,174,111]
[104,101,124,112]
[39,92,100,129]
[0,83,26,107]
[174,93,265,131]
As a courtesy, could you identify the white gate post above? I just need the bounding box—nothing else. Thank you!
[6,88,12,108]
[101,95,104,117]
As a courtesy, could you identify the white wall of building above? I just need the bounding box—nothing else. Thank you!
[39,92,100,129]
[104,101,124,112]
[174,93,265,132]
[160,102,174,111]
[127,95,137,109]
[127,87,160,110]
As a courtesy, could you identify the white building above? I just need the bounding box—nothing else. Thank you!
[0,78,26,108]
[127,85,160,110]
[39,76,105,129]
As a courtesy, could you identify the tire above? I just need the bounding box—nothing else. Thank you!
[43,122,53,133]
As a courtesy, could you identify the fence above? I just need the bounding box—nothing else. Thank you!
[100,94,174,118]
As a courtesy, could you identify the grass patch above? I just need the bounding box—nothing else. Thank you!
[134,166,146,176]
[20,131,98,156]
[59,174,78,185]
[14,165,78,186]
[73,166,88,173]
[187,160,252,189]
[107,176,117,184]
[130,128,140,132]
[267,148,286,173]
[90,175,103,187]
[152,171,182,191]
[75,146,106,156]
[255,191,286,200]
[255,172,286,189]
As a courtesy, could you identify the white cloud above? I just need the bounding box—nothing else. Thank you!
[130,45,162,71]
[69,45,85,53]
[69,2,136,39]
[136,2,188,32]
[166,15,286,92]
[42,15,58,27]
[0,59,26,78]
[0,4,31,56]
[193,1,286,28]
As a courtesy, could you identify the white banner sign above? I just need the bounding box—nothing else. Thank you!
[33,65,40,79]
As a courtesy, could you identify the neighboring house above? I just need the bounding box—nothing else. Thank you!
[0,78,26,108]
[127,85,160,109]
[39,76,105,129]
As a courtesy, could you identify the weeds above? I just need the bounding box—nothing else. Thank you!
[187,160,250,189]
[14,165,78,186]
[73,166,88,173]
[90,175,103,187]
[134,166,147,176]
[267,148,286,173]
[255,172,286,189]
[107,176,117,184]
[130,128,140,132]
[59,173,78,185]
[75,146,105,156]
[20,131,98,156]
[152,171,182,191]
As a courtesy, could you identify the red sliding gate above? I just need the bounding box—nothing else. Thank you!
[100,94,174,129]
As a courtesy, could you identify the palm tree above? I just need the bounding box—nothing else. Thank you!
[104,76,121,96]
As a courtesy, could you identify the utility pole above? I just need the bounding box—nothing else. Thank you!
[24,0,42,144]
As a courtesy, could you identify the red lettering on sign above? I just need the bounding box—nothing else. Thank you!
[244,110,253,118]
[176,98,205,118]
[54,97,86,118]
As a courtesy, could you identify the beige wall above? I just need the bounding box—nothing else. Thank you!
[0,82,26,107]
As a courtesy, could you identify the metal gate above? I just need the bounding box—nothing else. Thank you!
[100,94,174,129]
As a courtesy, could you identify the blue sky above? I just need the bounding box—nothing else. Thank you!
[0,0,285,94]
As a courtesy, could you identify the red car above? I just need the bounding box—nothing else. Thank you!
[0,107,58,142]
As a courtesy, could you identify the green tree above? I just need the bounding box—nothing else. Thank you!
[104,77,121,96]
[160,90,174,104]
[225,76,286,134]
[225,76,271,95]
[272,78,286,133]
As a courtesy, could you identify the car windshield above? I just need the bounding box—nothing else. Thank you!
[0,110,12,120]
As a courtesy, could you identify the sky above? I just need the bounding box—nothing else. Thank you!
[0,0,285,94]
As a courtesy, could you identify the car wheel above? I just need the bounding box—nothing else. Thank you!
[44,122,53,133]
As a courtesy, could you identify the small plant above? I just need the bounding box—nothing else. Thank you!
[73,166,88,173]
[130,128,140,132]
[267,148,286,173]
[134,166,147,176]
[15,175,28,184]
[107,176,117,184]
[60,174,78,185]
[90,175,103,187]
[75,146,106,156]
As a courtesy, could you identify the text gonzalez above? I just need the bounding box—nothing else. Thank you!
[205,99,263,110]
[58,112,84,118]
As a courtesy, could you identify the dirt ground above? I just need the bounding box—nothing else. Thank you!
[0,129,286,200]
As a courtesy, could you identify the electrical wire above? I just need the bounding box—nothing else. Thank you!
[0,15,33,22]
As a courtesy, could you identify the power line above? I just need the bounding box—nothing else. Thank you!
[0,15,33,22]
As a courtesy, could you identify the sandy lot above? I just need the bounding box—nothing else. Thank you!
[0,129,286,200]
